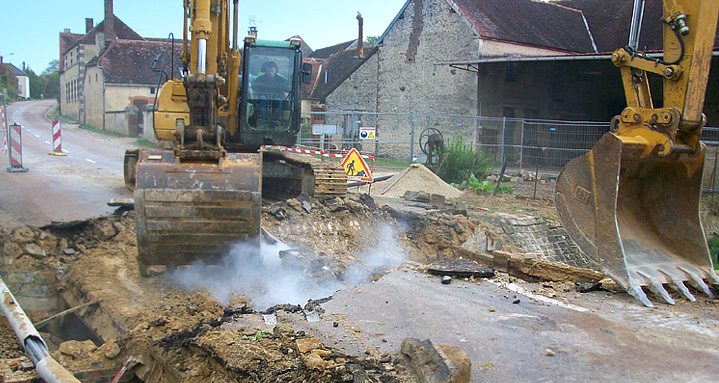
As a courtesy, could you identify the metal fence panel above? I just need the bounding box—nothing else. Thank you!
[301,111,719,187]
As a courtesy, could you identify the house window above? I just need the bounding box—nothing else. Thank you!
[150,87,156,94]
[95,74,98,82]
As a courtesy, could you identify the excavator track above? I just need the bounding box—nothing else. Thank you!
[262,151,347,199]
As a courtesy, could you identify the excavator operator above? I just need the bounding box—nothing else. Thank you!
[253,61,289,121]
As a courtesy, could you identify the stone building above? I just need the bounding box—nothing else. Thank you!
[59,0,179,139]
[312,0,597,155]
[316,0,719,160]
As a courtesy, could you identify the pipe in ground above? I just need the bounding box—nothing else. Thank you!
[0,276,82,383]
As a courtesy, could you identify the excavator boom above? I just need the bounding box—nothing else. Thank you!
[556,0,719,306]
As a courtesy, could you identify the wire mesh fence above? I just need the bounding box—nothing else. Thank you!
[299,110,719,189]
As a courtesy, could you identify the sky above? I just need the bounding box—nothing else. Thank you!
[0,0,409,74]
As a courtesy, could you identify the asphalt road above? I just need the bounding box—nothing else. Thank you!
[0,99,134,226]
[282,269,719,383]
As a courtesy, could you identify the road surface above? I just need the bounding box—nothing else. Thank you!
[281,269,719,383]
[0,100,134,226]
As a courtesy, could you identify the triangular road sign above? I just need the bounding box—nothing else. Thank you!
[341,148,373,182]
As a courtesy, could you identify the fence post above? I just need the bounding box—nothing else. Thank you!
[7,123,29,173]
[519,120,525,174]
[500,116,506,168]
[410,112,416,163]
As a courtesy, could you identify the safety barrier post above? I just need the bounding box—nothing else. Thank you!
[49,120,67,156]
[7,123,29,173]
[1,92,8,157]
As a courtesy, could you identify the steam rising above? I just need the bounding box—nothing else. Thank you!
[168,222,407,311]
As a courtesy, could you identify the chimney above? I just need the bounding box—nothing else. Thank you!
[23,62,26,72]
[105,0,114,39]
[0,56,3,64]
[249,26,258,38]
[357,12,364,59]
[86,18,94,33]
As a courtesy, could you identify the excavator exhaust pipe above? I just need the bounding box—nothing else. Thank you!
[556,133,719,307]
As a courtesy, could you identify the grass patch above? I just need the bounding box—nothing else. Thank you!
[45,105,78,124]
[79,124,125,138]
[373,157,411,168]
[136,137,156,148]
[451,173,514,195]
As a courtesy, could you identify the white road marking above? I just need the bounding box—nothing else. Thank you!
[85,159,97,164]
[488,280,590,312]
[61,149,69,153]
[34,134,40,138]
[45,141,50,144]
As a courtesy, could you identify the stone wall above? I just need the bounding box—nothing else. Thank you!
[326,0,479,158]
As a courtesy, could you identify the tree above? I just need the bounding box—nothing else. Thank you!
[365,35,379,47]
[40,60,59,100]
[26,67,43,99]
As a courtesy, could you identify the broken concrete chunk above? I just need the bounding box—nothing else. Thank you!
[23,243,46,258]
[427,258,495,279]
[63,248,76,256]
[3,241,22,258]
[441,276,452,285]
[104,341,121,359]
[301,200,312,213]
[12,227,35,244]
[400,338,471,383]
[98,223,118,241]
[430,194,446,206]
[295,336,322,354]
[59,339,96,359]
[452,202,468,216]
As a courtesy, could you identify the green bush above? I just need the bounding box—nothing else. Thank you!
[708,236,719,270]
[429,136,492,185]
[451,173,514,195]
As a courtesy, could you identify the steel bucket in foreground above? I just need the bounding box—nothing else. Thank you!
[555,133,719,306]
[134,150,262,276]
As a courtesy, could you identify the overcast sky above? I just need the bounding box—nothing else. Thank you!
[0,0,408,73]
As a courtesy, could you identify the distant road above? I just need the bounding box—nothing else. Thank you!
[0,99,135,227]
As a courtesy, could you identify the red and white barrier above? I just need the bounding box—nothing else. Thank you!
[1,105,7,156]
[48,120,67,156]
[7,123,28,172]
[260,144,375,159]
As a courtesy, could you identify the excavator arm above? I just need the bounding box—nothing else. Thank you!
[555,0,719,306]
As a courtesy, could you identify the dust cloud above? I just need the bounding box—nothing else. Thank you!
[168,222,407,311]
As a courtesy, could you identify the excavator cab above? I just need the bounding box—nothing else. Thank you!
[238,39,304,146]
[556,0,719,306]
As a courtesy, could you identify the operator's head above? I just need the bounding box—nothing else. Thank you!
[262,61,278,76]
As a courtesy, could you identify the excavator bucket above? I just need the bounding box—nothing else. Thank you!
[556,133,719,306]
[133,149,262,276]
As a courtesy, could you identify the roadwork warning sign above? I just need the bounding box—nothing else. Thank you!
[341,148,373,182]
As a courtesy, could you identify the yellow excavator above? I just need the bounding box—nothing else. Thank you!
[556,0,719,306]
[124,0,346,276]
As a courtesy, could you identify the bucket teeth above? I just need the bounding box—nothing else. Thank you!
[628,286,654,308]
[672,280,696,302]
[689,278,715,298]
[648,283,675,305]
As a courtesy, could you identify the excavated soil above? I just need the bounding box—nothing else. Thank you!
[2,164,718,382]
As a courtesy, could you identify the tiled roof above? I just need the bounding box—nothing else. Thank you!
[309,40,356,59]
[79,16,143,44]
[452,0,596,53]
[94,40,183,85]
[559,0,719,52]
[311,46,378,101]
[7,63,27,77]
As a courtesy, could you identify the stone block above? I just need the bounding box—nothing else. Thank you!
[400,338,470,383]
